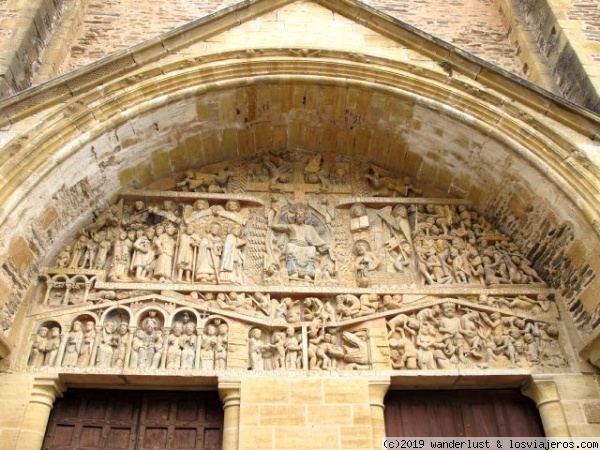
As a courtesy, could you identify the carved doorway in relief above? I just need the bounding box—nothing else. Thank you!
[42,390,223,449]
[384,390,544,436]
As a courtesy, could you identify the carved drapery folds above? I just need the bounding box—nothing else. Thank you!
[24,150,567,373]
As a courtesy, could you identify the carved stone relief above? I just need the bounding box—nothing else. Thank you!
[23,150,569,373]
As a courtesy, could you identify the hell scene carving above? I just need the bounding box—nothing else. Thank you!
[23,150,567,373]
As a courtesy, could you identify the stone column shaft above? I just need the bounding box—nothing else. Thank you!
[369,377,391,449]
[219,378,241,450]
[17,375,65,450]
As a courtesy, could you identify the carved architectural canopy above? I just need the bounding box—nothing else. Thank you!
[21,150,567,374]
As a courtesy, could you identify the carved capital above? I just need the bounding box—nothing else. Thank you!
[31,374,65,408]
[218,377,242,409]
[521,376,570,437]
[521,376,560,407]
[368,376,391,409]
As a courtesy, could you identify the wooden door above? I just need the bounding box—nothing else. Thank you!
[43,390,223,450]
[385,389,544,437]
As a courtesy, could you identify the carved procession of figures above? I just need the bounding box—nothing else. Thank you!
[27,308,228,372]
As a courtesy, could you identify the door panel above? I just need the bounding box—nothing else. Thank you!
[385,389,544,437]
[43,390,223,450]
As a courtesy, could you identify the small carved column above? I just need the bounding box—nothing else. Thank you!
[89,324,103,366]
[218,378,241,450]
[18,375,65,450]
[521,376,570,437]
[368,376,391,449]
[160,327,171,369]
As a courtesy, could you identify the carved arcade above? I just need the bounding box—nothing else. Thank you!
[23,150,567,373]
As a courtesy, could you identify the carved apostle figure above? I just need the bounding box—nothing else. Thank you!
[200,323,217,370]
[131,228,155,280]
[95,321,118,368]
[77,320,96,367]
[284,327,301,370]
[45,326,62,366]
[62,321,83,367]
[249,328,269,370]
[112,322,130,369]
[195,222,223,283]
[109,230,134,281]
[180,322,197,369]
[153,224,176,282]
[166,322,184,369]
[28,327,49,367]
[177,226,200,282]
[215,323,229,370]
[219,224,246,284]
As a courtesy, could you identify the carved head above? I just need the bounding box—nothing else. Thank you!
[104,321,116,333]
[144,318,157,333]
[218,324,228,335]
[442,302,456,318]
[208,222,222,236]
[50,327,60,337]
[206,324,217,336]
[354,240,370,256]
[230,224,243,237]
[193,199,209,211]
[251,328,262,339]
[172,322,183,336]
[72,321,82,331]
[350,203,366,218]
[225,200,240,212]
[392,205,408,218]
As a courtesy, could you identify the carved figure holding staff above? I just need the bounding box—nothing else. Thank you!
[195,222,223,283]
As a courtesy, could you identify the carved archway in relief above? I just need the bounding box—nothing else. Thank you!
[20,149,568,374]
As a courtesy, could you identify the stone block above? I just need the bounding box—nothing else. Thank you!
[289,378,324,404]
[239,426,273,450]
[323,378,369,404]
[239,405,260,427]
[567,423,600,437]
[352,405,372,426]
[273,426,339,450]
[8,236,35,274]
[242,378,289,404]
[260,404,306,426]
[583,402,600,424]
[340,425,373,449]
[556,375,600,400]
[307,404,352,426]
[561,401,585,424]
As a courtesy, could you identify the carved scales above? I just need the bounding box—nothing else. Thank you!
[24,150,566,373]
